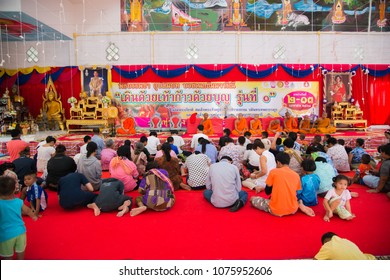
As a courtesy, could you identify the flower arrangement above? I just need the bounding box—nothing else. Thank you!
[67,96,77,104]
[101,96,111,104]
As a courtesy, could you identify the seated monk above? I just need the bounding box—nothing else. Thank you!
[267,119,283,135]
[283,112,299,133]
[117,117,136,135]
[299,115,316,134]
[232,113,249,136]
[315,112,336,133]
[200,113,214,136]
[249,114,263,135]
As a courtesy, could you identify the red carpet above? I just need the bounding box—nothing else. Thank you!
[23,181,390,260]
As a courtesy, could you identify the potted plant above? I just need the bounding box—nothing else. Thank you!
[101,96,111,107]
[67,96,78,108]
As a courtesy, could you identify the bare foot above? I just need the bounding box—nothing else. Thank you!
[346,214,356,220]
[117,200,131,217]
[323,215,330,222]
[350,191,359,198]
[130,206,147,217]
[298,201,315,217]
[87,203,101,216]
[180,182,191,191]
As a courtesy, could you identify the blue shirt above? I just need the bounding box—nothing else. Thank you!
[170,144,179,155]
[195,144,218,164]
[350,147,367,164]
[26,183,48,211]
[91,135,105,158]
[0,198,26,242]
[298,173,320,206]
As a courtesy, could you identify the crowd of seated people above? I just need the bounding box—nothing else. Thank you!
[1,120,389,226]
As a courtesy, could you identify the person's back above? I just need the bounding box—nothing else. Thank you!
[184,153,210,189]
[219,141,243,170]
[206,158,242,208]
[109,146,139,192]
[6,129,29,162]
[315,233,376,260]
[267,165,301,216]
[299,173,320,206]
[58,172,97,209]
[0,176,37,259]
[314,159,336,196]
[146,132,161,155]
[195,140,218,164]
[13,148,37,186]
[171,133,185,154]
[326,137,350,172]
[101,147,116,171]
[191,125,209,149]
[36,137,56,173]
[141,168,175,210]
[77,154,102,191]
[91,129,105,159]
[46,145,77,189]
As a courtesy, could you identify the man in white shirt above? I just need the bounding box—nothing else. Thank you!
[203,156,248,212]
[145,131,161,156]
[80,135,92,156]
[171,130,187,155]
[190,125,209,151]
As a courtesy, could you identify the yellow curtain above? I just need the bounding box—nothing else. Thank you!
[0,66,51,77]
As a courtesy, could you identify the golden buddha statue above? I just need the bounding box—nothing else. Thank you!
[38,77,65,130]
[12,85,24,105]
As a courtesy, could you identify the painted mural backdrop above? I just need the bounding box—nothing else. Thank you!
[111,81,319,127]
[120,0,389,32]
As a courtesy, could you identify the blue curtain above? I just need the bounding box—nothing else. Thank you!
[44,67,65,83]
[238,64,279,78]
[16,72,33,86]
[112,66,151,79]
[193,65,235,78]
[151,65,191,78]
[363,66,390,77]
[281,64,319,78]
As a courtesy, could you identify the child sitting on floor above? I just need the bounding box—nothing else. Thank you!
[351,154,374,185]
[20,172,48,217]
[0,176,37,260]
[323,175,355,222]
[0,162,20,194]
[298,159,320,206]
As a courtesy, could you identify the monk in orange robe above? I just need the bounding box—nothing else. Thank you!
[249,114,263,135]
[117,117,136,135]
[299,115,316,134]
[200,113,214,136]
[283,112,298,133]
[267,119,283,135]
[315,113,336,133]
[232,113,248,136]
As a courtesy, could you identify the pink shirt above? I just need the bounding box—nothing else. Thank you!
[109,158,139,192]
[6,139,29,162]
[154,150,177,159]
[100,148,117,171]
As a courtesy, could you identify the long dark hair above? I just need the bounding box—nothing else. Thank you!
[200,138,210,154]
[161,142,172,161]
[86,142,98,158]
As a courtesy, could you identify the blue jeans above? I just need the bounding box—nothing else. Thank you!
[362,175,379,189]
[203,189,248,206]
